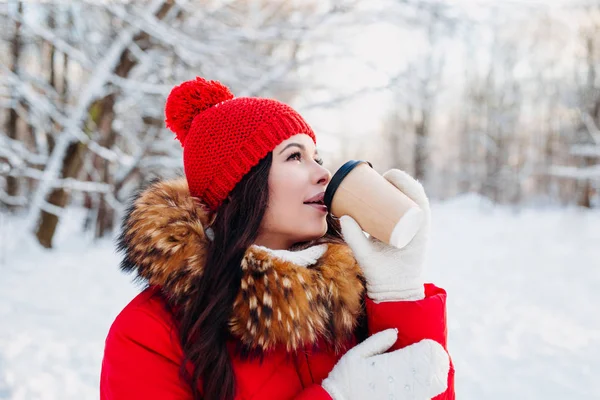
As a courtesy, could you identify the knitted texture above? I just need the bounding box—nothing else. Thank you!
[321,329,450,400]
[165,77,316,211]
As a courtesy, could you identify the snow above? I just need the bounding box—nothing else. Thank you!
[428,197,600,400]
[1,198,599,400]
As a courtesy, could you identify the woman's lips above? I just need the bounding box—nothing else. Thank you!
[306,203,328,213]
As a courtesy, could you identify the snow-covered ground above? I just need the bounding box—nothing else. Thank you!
[1,196,599,400]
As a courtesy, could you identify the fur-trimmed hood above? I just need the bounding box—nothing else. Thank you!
[117,178,365,353]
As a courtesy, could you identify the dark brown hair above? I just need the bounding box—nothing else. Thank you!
[177,152,345,400]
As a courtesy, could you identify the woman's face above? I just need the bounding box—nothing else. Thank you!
[255,134,332,250]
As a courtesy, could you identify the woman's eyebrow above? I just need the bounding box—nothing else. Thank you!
[278,143,319,156]
[278,143,305,154]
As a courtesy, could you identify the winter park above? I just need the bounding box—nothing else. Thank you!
[1,1,600,399]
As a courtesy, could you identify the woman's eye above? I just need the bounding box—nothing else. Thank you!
[287,152,302,161]
[287,151,323,165]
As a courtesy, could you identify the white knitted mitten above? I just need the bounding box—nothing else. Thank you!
[340,169,431,302]
[321,329,449,400]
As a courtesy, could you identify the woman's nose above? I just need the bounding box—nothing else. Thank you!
[316,165,331,186]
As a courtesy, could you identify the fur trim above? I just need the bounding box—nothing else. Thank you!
[118,178,365,353]
[253,244,328,267]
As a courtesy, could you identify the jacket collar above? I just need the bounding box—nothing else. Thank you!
[118,178,365,353]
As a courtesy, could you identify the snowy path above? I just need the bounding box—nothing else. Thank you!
[1,199,599,399]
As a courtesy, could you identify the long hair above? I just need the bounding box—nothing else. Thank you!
[177,152,345,400]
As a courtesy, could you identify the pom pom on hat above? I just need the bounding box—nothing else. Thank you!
[164,76,234,145]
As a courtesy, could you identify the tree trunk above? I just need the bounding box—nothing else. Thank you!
[35,2,175,246]
[413,109,429,181]
[35,8,72,248]
[91,94,117,238]
[89,1,174,239]
[577,177,592,208]
[576,35,598,208]
[5,1,23,207]
[35,142,85,248]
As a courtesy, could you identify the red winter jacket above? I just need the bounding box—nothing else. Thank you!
[100,178,454,400]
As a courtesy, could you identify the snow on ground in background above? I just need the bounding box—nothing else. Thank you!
[1,198,599,400]
[427,196,600,400]
[0,210,139,400]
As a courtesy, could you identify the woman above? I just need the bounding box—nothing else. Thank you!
[100,77,455,400]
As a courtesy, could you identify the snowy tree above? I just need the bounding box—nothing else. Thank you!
[2,0,600,251]
[0,0,384,247]
[549,4,600,207]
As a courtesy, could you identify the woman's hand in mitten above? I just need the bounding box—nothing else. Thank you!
[321,329,449,400]
[340,169,431,301]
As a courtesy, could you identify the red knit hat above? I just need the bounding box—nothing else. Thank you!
[164,77,316,211]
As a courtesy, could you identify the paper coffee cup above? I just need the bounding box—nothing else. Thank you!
[324,160,423,249]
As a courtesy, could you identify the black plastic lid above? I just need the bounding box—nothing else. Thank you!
[324,160,373,209]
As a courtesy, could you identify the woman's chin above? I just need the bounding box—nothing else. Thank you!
[310,226,329,241]
[293,227,328,244]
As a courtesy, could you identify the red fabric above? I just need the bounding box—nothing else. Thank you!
[101,285,454,399]
[366,284,455,400]
[164,77,316,211]
[293,385,332,399]
[100,289,191,399]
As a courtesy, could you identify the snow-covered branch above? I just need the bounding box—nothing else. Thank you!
[571,144,600,158]
[549,165,600,180]
[2,67,119,163]
[7,166,112,194]
[0,134,47,167]
[23,0,169,234]
[580,111,600,144]
[2,9,93,70]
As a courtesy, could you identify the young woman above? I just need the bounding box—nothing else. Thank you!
[100,77,455,400]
